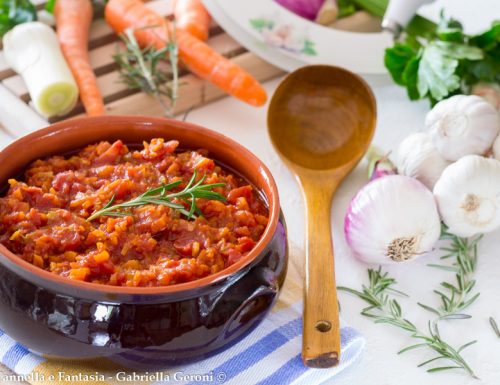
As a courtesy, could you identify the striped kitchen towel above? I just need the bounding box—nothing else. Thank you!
[0,254,365,385]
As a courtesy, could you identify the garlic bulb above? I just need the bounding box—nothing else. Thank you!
[472,82,500,110]
[426,95,500,161]
[433,155,500,237]
[395,132,451,190]
[492,134,500,161]
[344,175,441,264]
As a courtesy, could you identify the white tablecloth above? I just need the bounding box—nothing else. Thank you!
[167,77,500,385]
[1,75,499,385]
[0,1,499,383]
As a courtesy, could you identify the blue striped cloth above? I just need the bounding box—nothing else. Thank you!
[0,276,365,385]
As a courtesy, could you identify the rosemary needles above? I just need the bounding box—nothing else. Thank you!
[339,268,478,379]
[418,229,482,320]
[87,172,226,222]
[490,317,500,338]
[114,27,179,117]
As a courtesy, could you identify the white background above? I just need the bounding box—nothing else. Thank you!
[177,2,500,383]
[180,79,500,385]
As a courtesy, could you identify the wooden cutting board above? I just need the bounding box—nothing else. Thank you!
[0,0,284,128]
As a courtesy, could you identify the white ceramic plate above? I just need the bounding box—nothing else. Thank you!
[203,0,394,74]
[203,0,499,75]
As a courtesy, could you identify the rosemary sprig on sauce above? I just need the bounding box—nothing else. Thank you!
[418,229,482,320]
[113,26,179,117]
[339,268,478,378]
[87,172,226,222]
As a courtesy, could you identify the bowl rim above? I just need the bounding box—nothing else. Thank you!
[0,116,281,295]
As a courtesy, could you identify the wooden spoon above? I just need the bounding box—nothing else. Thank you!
[267,65,376,368]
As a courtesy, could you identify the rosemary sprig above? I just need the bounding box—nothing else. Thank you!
[113,26,179,117]
[339,268,478,378]
[87,172,226,222]
[490,317,500,338]
[418,229,482,320]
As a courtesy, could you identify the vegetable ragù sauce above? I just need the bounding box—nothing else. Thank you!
[0,139,269,287]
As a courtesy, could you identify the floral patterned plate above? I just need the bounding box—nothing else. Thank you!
[202,0,394,74]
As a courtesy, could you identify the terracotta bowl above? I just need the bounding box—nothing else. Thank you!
[0,116,288,365]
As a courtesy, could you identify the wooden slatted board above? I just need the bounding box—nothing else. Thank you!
[0,0,284,124]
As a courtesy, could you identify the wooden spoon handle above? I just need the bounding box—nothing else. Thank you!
[302,185,340,368]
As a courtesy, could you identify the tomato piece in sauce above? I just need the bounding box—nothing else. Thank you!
[0,139,269,287]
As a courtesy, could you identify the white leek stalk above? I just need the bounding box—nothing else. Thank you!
[2,22,78,118]
[0,84,47,137]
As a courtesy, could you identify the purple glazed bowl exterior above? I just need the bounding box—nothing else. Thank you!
[0,116,288,365]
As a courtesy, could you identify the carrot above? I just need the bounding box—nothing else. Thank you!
[55,0,105,116]
[105,0,267,107]
[173,0,211,41]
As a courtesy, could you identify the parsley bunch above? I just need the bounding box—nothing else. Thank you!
[385,14,500,105]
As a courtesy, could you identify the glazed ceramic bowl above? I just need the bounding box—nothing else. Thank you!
[0,116,288,365]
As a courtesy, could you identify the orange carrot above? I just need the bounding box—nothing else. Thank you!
[55,0,105,116]
[105,0,267,107]
[173,0,211,41]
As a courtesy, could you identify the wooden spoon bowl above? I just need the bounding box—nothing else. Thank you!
[268,65,376,368]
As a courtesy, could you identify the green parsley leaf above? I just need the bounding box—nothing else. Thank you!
[435,41,483,60]
[436,12,464,42]
[44,0,55,13]
[417,43,461,100]
[402,56,421,100]
[0,0,37,37]
[384,44,417,86]
[384,10,499,106]
[470,21,500,50]
[416,41,483,101]
[465,22,500,85]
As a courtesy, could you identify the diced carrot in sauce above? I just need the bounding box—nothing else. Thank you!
[93,250,110,263]
[0,139,269,287]
[69,267,91,281]
[191,241,200,257]
[33,254,44,269]
[123,259,140,270]
[227,185,253,204]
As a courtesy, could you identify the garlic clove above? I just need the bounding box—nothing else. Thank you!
[395,132,451,190]
[433,155,500,237]
[426,95,500,161]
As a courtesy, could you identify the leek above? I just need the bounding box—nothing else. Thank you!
[3,21,78,118]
